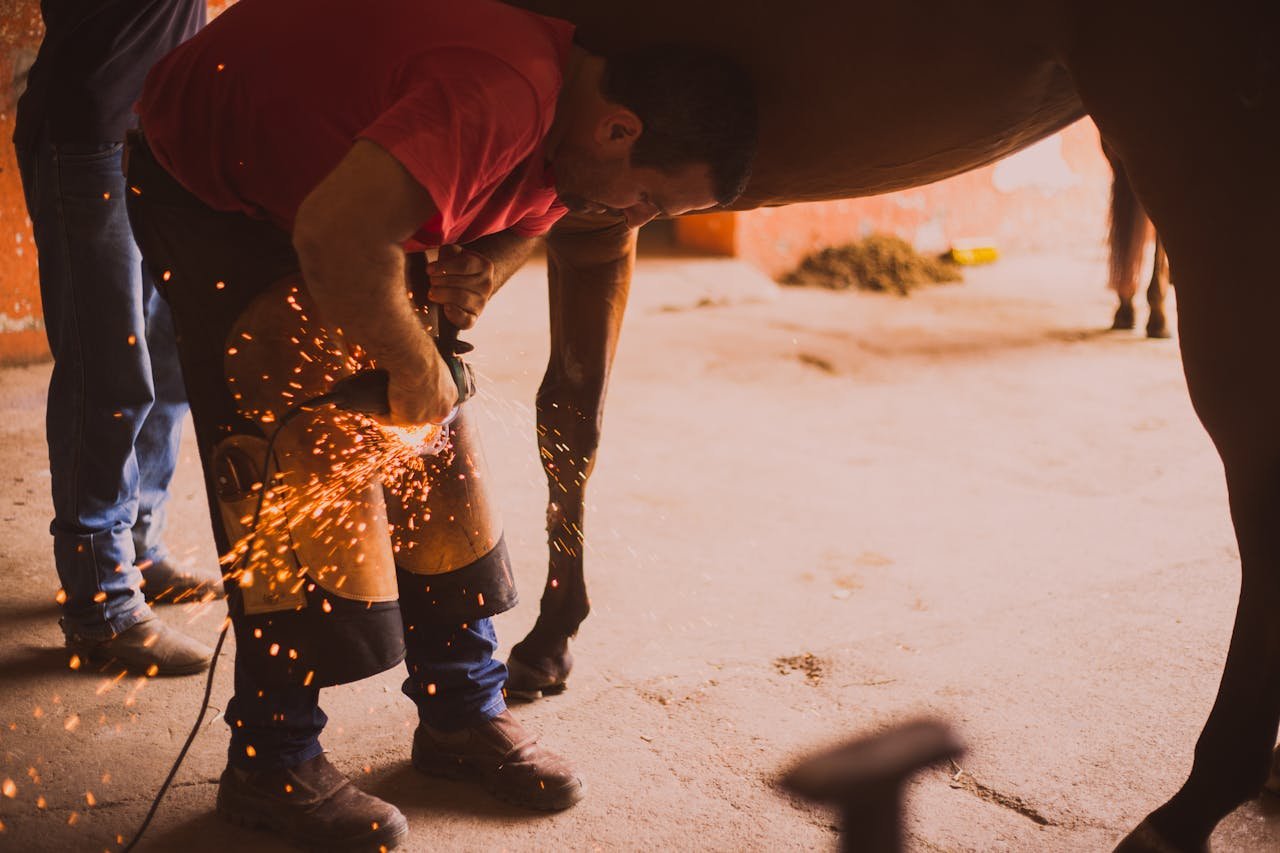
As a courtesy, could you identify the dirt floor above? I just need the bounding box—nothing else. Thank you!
[2,246,1279,852]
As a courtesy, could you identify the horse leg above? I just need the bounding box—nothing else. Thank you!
[506,213,635,699]
[1068,3,1280,848]
[1117,214,1280,852]
[1103,139,1148,332]
[1145,236,1171,339]
[1114,294,1137,332]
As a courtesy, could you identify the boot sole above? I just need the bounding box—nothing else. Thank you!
[216,786,409,851]
[411,751,584,811]
[70,647,211,677]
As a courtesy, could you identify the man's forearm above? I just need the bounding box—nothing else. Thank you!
[295,235,431,375]
[290,140,454,424]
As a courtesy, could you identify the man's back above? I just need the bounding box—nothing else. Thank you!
[139,0,574,244]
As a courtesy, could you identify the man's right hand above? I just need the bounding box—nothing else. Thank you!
[385,339,458,427]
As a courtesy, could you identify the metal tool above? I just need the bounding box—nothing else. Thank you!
[313,314,476,418]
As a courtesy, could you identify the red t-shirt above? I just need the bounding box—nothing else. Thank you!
[137,0,572,249]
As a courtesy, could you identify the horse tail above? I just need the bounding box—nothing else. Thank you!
[1104,145,1151,299]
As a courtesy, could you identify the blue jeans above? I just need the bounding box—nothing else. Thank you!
[227,618,508,770]
[14,136,189,641]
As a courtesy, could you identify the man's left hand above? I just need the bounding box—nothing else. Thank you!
[427,243,495,329]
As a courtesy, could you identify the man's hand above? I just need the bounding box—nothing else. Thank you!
[385,341,458,427]
[426,244,494,330]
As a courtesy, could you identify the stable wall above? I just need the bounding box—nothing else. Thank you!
[0,0,45,364]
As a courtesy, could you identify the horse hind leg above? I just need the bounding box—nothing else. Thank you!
[1104,140,1150,331]
[1116,229,1280,853]
[1267,745,1280,796]
[1070,3,1280,849]
[1145,236,1172,339]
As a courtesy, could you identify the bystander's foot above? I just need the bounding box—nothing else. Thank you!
[65,616,213,676]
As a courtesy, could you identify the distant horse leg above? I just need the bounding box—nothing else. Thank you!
[1113,294,1137,332]
[1145,236,1171,339]
[1104,139,1148,331]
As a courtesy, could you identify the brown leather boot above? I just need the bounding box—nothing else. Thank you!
[137,555,225,604]
[65,616,212,676]
[411,710,584,810]
[217,754,409,850]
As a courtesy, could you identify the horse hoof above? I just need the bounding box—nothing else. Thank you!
[1264,744,1280,797]
[1145,322,1171,339]
[1112,304,1137,331]
[1113,819,1211,853]
[505,653,571,702]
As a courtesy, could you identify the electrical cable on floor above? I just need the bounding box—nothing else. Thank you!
[121,622,229,852]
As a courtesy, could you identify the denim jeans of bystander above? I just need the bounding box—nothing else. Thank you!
[14,136,189,641]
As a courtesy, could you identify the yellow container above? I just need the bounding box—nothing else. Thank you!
[947,241,999,265]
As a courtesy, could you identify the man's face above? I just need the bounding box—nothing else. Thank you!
[553,151,718,229]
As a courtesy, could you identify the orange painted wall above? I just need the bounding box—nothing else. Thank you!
[0,1,234,366]
[699,120,1114,279]
[0,0,46,364]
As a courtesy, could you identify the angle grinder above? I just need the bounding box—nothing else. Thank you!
[314,312,476,420]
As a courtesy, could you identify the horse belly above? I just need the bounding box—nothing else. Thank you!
[508,0,1084,206]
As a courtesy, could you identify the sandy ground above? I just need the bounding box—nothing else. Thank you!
[1,246,1279,852]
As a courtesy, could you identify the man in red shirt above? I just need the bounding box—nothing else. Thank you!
[125,0,755,848]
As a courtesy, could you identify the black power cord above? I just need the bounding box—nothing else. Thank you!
[120,360,468,851]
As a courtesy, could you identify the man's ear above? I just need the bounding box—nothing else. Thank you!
[594,108,642,151]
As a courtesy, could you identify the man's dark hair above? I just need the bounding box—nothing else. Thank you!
[600,45,757,207]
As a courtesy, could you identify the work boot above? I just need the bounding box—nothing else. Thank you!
[65,616,212,676]
[137,555,225,604]
[217,754,409,850]
[411,710,583,810]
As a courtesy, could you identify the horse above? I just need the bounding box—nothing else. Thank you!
[502,3,1278,850]
[1105,140,1172,339]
